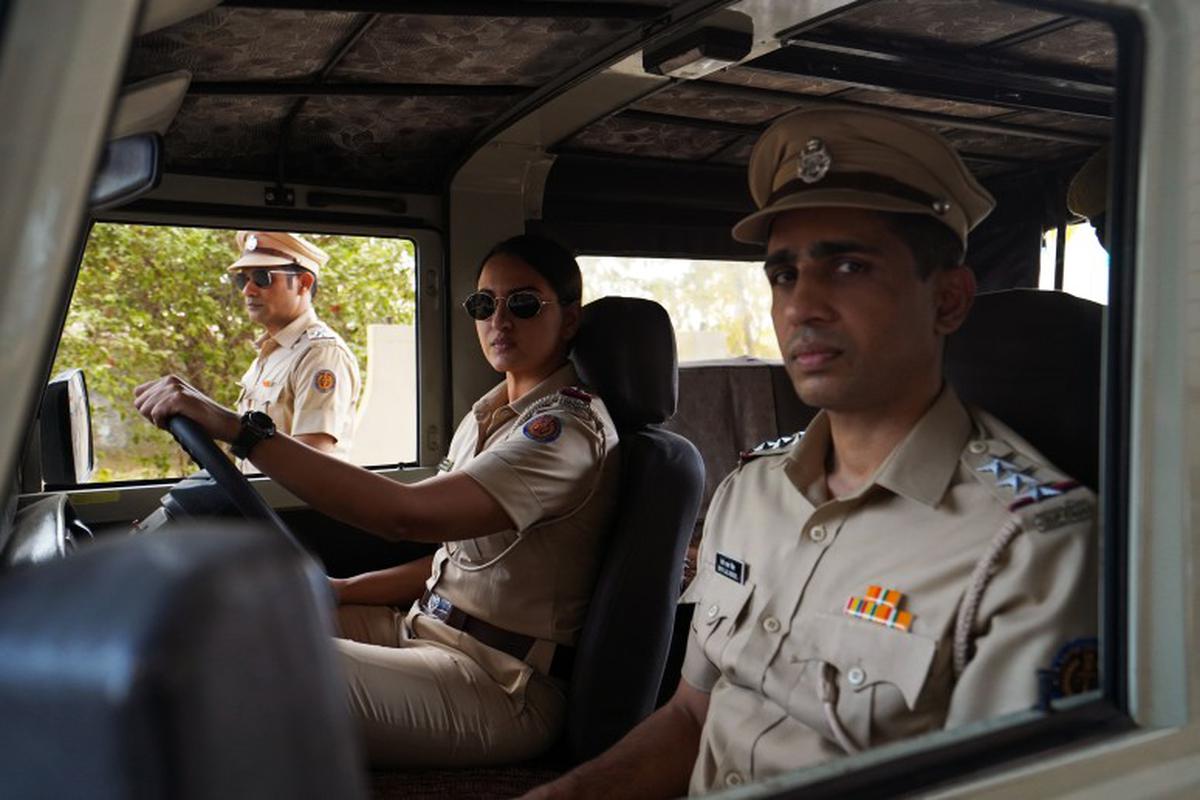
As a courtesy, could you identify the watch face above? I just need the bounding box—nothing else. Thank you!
[246,411,276,434]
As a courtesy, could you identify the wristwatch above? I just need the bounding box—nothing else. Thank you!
[230,411,276,459]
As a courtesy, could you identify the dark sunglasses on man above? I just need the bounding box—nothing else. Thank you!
[462,291,556,321]
[232,267,300,291]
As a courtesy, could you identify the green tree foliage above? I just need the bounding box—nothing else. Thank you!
[51,224,415,480]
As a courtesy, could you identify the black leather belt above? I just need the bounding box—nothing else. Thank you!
[420,590,575,681]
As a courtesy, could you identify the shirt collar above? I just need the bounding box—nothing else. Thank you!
[472,362,580,429]
[259,307,318,351]
[785,383,971,508]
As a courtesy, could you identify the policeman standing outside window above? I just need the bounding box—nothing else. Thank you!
[229,230,361,465]
[526,109,1098,798]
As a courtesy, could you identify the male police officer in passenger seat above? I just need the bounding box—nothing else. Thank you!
[526,109,1098,798]
[230,230,360,467]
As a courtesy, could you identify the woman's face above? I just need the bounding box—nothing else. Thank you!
[474,253,579,377]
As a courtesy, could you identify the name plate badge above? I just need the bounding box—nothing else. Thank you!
[715,552,747,584]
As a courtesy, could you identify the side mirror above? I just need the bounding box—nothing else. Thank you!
[89,133,162,212]
[40,369,95,486]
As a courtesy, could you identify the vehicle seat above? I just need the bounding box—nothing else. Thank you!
[565,295,705,761]
[665,358,817,547]
[0,524,366,800]
[373,297,704,798]
[946,289,1103,490]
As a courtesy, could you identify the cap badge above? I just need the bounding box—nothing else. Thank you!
[245,234,259,252]
[798,137,832,184]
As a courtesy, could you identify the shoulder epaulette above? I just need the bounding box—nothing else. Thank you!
[305,324,335,341]
[962,439,1094,532]
[739,432,800,463]
[559,386,592,403]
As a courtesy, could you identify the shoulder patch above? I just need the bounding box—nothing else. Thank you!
[312,369,337,393]
[1041,637,1099,700]
[522,413,562,443]
[739,432,800,463]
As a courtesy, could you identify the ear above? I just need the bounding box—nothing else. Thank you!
[297,271,315,295]
[933,264,976,336]
[560,301,582,343]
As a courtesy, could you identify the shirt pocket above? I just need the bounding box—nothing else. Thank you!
[692,577,755,655]
[245,380,285,415]
[451,528,521,567]
[785,612,938,747]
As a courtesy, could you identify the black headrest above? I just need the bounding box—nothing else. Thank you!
[570,297,677,429]
[946,289,1103,490]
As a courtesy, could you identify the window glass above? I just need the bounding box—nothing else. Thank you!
[579,256,776,361]
[1040,223,1109,304]
[52,224,417,482]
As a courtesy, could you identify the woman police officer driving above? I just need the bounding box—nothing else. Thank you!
[134,234,621,767]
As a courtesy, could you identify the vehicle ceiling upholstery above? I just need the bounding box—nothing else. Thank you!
[125,0,1114,275]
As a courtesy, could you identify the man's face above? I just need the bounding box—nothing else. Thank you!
[764,207,971,415]
[237,267,309,332]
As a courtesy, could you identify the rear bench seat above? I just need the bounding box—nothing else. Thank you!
[664,357,817,577]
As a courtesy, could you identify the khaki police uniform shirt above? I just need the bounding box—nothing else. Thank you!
[406,362,620,695]
[680,385,1097,794]
[236,308,361,465]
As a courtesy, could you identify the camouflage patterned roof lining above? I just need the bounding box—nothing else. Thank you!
[1002,20,1117,72]
[163,96,293,177]
[559,116,739,162]
[126,9,364,82]
[824,0,1062,49]
[126,1,1117,191]
[288,95,516,190]
[631,83,802,126]
[939,130,1094,164]
[163,94,515,191]
[328,15,640,86]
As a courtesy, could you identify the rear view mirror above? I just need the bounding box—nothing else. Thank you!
[89,133,162,212]
[41,369,95,486]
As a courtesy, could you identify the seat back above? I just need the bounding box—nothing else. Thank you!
[0,525,366,800]
[567,297,705,762]
[946,289,1103,489]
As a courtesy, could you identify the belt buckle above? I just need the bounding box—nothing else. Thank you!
[425,592,454,622]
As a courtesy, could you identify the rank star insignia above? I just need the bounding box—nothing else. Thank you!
[1017,483,1063,502]
[798,137,832,183]
[997,471,1038,492]
[977,458,1019,478]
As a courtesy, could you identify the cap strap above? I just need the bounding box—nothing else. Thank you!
[767,172,940,209]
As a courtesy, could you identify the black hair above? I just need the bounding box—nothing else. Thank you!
[284,264,319,299]
[880,212,966,279]
[478,234,582,304]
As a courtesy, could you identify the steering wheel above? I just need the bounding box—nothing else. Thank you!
[167,415,302,551]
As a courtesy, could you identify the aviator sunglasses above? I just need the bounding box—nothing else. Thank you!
[462,291,556,321]
[231,267,299,291]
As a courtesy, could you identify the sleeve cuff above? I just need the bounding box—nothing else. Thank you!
[680,626,720,691]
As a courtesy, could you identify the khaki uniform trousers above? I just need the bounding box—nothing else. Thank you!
[335,604,566,767]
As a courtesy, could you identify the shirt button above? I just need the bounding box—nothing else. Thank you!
[847,666,866,686]
[707,603,720,619]
[809,524,827,543]
[725,772,744,787]
[968,440,989,455]
[762,616,781,633]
